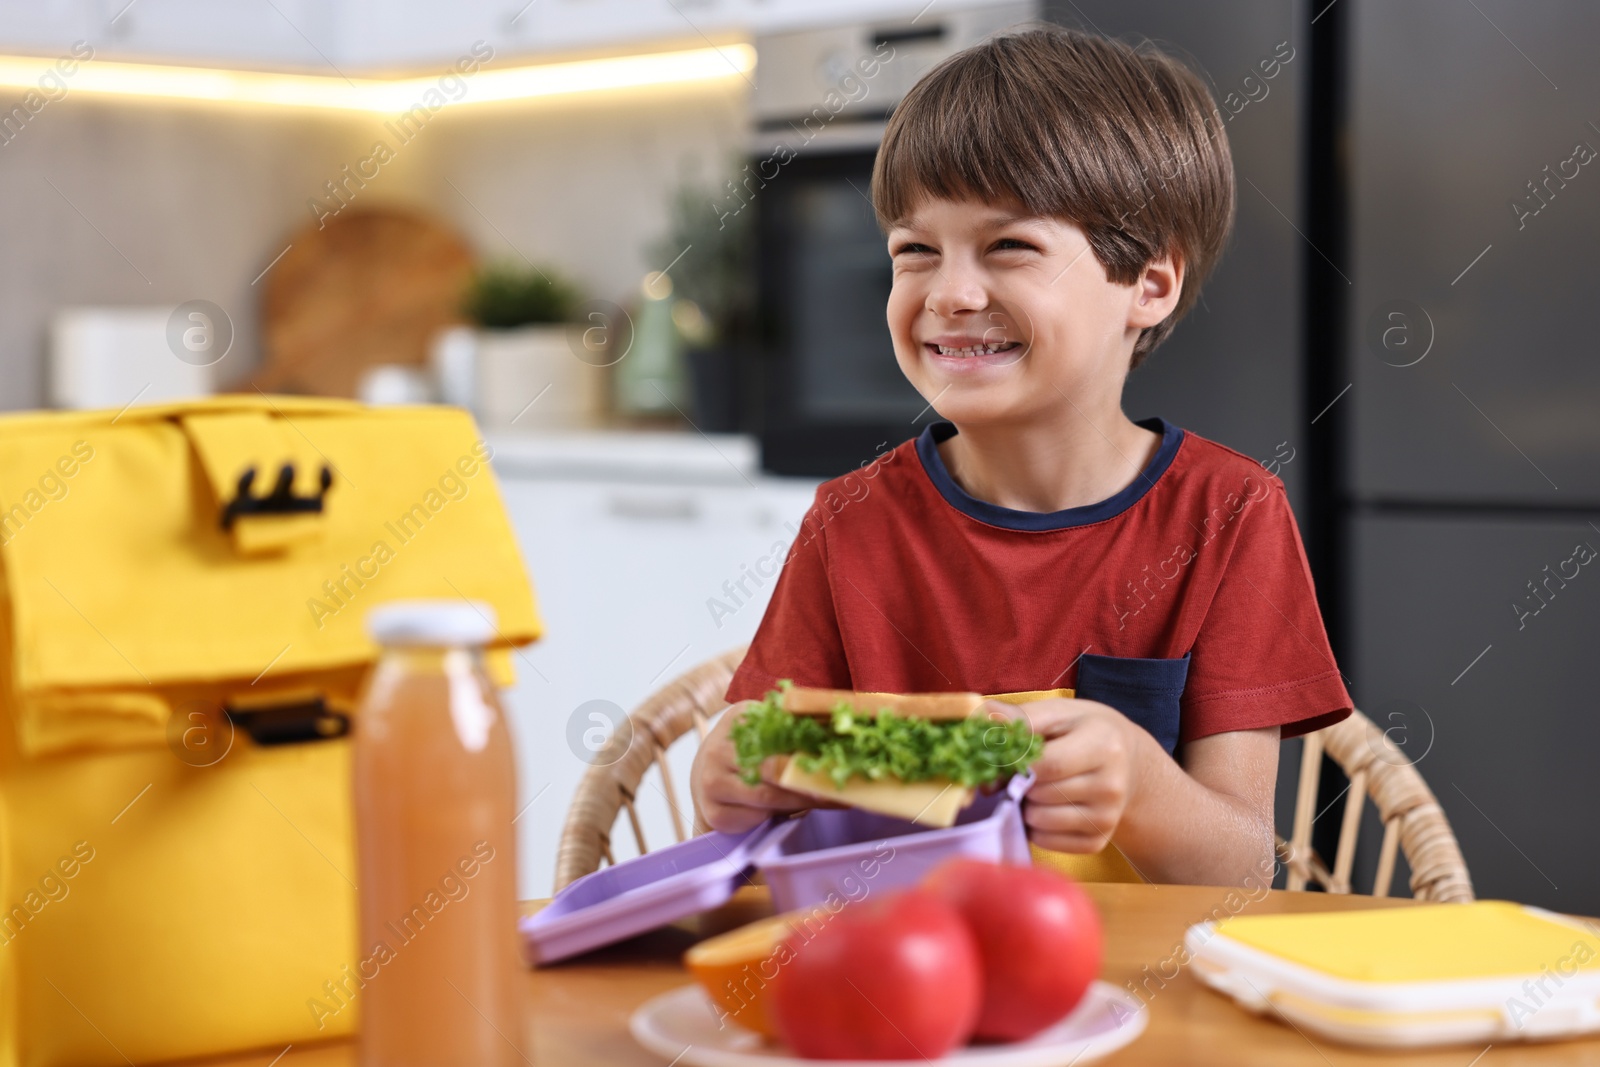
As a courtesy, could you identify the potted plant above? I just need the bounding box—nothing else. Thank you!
[448,262,596,431]
[629,166,754,431]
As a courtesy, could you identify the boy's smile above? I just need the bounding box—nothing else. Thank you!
[885,196,1180,430]
[921,336,1029,380]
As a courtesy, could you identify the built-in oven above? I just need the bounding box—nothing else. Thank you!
[748,3,1039,476]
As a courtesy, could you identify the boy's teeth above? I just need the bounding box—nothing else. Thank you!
[935,341,1014,356]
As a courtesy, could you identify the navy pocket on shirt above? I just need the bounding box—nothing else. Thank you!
[1074,652,1190,755]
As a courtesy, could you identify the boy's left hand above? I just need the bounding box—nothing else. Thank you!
[990,698,1144,854]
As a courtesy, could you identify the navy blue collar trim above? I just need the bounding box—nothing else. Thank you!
[914,417,1184,531]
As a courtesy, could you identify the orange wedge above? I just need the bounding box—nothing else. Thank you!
[683,905,838,1038]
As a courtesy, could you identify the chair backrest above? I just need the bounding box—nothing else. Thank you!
[553,649,1475,902]
[552,646,745,891]
[1282,708,1474,902]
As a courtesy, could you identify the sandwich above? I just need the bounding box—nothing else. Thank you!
[731,681,1042,828]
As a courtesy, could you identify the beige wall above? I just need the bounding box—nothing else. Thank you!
[0,80,747,411]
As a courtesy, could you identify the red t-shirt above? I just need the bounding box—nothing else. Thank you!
[726,418,1351,750]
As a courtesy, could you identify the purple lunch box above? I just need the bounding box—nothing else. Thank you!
[753,773,1033,912]
[521,773,1034,965]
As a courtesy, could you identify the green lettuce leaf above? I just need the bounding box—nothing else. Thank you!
[730,682,1042,789]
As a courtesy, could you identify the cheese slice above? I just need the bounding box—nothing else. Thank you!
[778,762,975,828]
[782,687,986,722]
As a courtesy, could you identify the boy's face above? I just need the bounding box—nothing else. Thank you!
[885,195,1176,428]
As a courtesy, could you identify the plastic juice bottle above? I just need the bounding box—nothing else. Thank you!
[354,601,524,1067]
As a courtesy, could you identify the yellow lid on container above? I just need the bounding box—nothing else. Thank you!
[1186,901,1600,1048]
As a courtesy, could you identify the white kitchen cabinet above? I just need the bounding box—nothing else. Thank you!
[488,434,817,896]
[2,0,339,69]
[0,0,1016,73]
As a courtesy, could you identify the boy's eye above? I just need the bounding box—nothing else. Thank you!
[893,242,935,256]
[993,238,1037,252]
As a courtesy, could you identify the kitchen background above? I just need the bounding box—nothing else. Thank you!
[2,0,1596,913]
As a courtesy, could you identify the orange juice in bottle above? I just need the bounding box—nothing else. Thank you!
[355,601,524,1067]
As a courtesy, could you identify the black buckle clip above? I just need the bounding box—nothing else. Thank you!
[225,697,350,746]
[220,463,332,531]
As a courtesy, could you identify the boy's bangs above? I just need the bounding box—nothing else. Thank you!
[873,69,1087,230]
[870,43,1120,233]
[870,109,1030,227]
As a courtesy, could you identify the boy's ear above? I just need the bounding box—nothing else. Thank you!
[1128,252,1184,330]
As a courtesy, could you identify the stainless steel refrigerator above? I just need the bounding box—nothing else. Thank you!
[1340,0,1600,914]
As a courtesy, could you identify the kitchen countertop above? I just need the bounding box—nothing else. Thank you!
[485,429,762,485]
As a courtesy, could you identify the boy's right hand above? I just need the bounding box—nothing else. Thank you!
[691,700,824,833]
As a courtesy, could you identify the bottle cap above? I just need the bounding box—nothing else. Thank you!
[366,600,497,647]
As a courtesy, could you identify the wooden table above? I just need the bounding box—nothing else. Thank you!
[205,884,1600,1067]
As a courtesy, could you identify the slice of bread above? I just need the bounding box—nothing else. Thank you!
[777,761,975,828]
[781,687,986,722]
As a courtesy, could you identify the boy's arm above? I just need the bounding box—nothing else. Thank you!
[1119,720,1279,885]
[1012,698,1278,886]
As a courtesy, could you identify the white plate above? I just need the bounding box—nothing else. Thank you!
[629,980,1147,1067]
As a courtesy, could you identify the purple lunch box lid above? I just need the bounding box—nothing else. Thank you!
[520,821,782,965]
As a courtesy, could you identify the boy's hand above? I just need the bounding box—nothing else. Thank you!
[691,701,826,833]
[994,697,1144,854]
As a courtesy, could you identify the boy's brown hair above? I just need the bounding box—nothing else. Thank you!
[871,25,1236,368]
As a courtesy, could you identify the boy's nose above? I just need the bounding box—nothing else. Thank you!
[925,262,990,318]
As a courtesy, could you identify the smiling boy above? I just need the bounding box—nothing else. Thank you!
[691,26,1351,886]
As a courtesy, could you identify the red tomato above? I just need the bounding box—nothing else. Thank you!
[769,888,982,1060]
[922,858,1103,1042]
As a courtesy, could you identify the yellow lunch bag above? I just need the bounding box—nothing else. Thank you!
[0,396,541,1067]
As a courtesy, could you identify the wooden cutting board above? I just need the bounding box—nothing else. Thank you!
[248,206,475,397]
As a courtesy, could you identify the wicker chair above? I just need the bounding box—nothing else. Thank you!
[553,646,746,890]
[553,647,1474,902]
[1280,709,1474,902]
